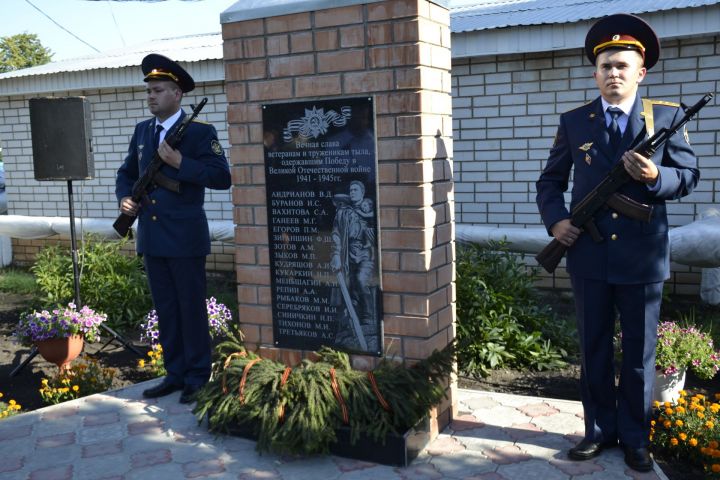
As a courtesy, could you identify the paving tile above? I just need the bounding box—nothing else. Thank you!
[504,422,545,442]
[516,402,560,418]
[182,458,227,478]
[483,445,532,465]
[472,405,531,428]
[130,448,172,468]
[0,455,24,473]
[78,423,126,444]
[496,458,569,479]
[0,382,673,480]
[27,464,74,480]
[395,462,444,479]
[426,434,466,455]
[548,456,604,476]
[82,411,119,427]
[531,412,584,435]
[75,453,130,480]
[429,449,497,478]
[450,413,485,432]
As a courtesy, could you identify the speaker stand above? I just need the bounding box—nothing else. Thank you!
[9,180,142,377]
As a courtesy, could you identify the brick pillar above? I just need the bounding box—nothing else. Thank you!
[223,0,455,433]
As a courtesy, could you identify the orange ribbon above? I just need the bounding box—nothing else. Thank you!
[238,358,261,403]
[330,368,349,424]
[367,371,391,412]
[221,351,247,394]
[277,367,292,422]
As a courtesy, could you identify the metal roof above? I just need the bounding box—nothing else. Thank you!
[0,32,222,80]
[451,0,720,32]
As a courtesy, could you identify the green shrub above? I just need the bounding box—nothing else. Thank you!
[0,267,39,296]
[31,234,152,332]
[456,241,571,377]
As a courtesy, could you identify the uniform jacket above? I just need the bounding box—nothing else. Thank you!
[536,94,699,284]
[115,110,231,257]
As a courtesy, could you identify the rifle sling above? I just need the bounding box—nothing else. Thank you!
[152,171,181,193]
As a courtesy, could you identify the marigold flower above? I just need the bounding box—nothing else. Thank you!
[664,420,672,428]
[676,419,684,427]
[680,433,688,441]
[690,438,698,447]
[72,385,79,392]
[707,422,715,429]
[698,412,705,419]
[138,360,145,368]
[665,407,674,415]
[671,438,679,446]
[676,406,686,414]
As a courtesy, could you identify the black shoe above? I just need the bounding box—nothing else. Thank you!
[142,380,183,399]
[568,438,618,460]
[622,445,653,472]
[179,384,202,404]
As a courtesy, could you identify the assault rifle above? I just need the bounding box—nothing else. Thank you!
[535,92,713,274]
[113,97,208,237]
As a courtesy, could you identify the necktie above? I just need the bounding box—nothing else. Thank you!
[154,124,163,148]
[607,106,623,150]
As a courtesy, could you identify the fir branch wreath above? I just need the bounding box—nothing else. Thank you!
[194,328,455,456]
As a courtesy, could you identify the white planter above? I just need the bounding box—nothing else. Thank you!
[653,368,687,404]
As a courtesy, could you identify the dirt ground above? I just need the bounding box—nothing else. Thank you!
[0,291,717,479]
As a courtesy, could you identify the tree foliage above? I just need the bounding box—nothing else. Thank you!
[0,33,53,73]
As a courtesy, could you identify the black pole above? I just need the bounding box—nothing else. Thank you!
[67,180,81,306]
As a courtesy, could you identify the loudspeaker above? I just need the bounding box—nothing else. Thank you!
[29,97,94,181]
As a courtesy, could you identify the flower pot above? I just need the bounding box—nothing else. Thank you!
[653,367,687,404]
[35,335,84,371]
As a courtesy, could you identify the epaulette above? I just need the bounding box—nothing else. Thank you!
[192,118,209,125]
[645,99,680,108]
[641,98,681,137]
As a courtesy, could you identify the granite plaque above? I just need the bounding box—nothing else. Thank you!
[263,97,382,356]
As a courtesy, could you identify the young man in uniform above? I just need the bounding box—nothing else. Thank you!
[536,13,699,471]
[116,54,231,404]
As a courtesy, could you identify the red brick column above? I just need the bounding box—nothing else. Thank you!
[223,0,455,432]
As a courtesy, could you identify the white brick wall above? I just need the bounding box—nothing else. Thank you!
[0,81,232,222]
[451,37,720,294]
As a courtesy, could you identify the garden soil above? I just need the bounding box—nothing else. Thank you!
[1,291,718,479]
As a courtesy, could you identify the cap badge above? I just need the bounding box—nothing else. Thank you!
[585,153,592,165]
[612,34,620,41]
[579,142,593,152]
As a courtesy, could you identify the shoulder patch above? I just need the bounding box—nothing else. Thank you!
[192,118,210,125]
[211,139,223,156]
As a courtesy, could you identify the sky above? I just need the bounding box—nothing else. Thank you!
[1,0,485,63]
[0,0,239,62]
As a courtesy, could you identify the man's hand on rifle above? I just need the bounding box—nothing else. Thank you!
[551,219,581,247]
[622,150,658,185]
[120,196,139,217]
[158,140,183,169]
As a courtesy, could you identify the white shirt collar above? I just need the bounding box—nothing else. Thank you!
[600,97,635,116]
[156,108,182,131]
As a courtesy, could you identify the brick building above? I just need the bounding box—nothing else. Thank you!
[0,0,718,292]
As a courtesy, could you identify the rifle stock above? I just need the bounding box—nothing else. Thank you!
[113,98,208,237]
[535,92,713,273]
